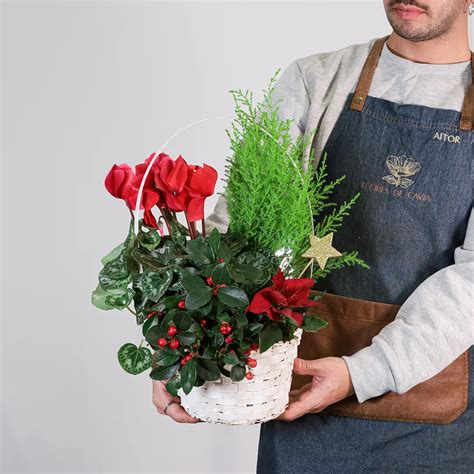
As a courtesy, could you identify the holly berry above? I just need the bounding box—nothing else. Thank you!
[169,338,180,349]
[245,372,254,380]
[224,336,233,344]
[200,319,207,326]
[250,343,259,351]
[157,338,167,347]
[206,276,214,286]
[247,358,257,368]
[220,323,232,335]
[147,311,157,319]
[177,299,186,309]
[217,258,225,263]
[243,349,251,355]
[213,288,219,296]
[184,354,192,361]
[167,326,178,337]
[180,358,187,366]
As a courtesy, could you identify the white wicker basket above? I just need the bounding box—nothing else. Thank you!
[177,328,302,425]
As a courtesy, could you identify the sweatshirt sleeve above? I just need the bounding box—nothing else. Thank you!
[343,207,474,403]
[205,60,310,235]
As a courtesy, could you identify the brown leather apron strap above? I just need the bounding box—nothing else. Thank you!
[349,36,389,112]
[351,36,474,132]
[459,51,474,131]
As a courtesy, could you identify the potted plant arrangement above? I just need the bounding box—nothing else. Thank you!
[91,72,367,424]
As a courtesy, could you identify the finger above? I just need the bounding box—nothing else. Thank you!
[292,357,316,376]
[278,388,316,421]
[289,382,312,397]
[166,402,202,423]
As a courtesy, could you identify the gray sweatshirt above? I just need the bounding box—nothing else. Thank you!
[206,38,474,403]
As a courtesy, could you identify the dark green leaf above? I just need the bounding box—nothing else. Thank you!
[196,359,221,381]
[142,312,159,336]
[217,286,249,308]
[212,263,232,285]
[248,322,264,336]
[202,345,215,359]
[259,324,283,353]
[223,351,239,365]
[181,273,206,292]
[216,242,232,262]
[187,239,213,266]
[150,362,180,380]
[181,358,197,394]
[230,365,246,382]
[214,332,224,347]
[207,228,221,256]
[117,343,152,375]
[166,377,181,396]
[177,331,196,346]
[185,287,213,309]
[173,311,193,331]
[155,350,180,366]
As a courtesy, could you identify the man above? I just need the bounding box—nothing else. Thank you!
[153,1,474,471]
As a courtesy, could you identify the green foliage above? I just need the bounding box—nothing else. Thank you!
[117,343,152,375]
[223,73,317,277]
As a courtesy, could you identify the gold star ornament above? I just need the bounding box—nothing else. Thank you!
[301,232,342,270]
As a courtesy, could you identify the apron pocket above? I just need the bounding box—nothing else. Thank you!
[291,290,469,424]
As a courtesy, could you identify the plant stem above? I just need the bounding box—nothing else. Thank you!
[126,306,136,316]
[201,218,206,237]
[184,212,196,239]
[157,205,173,237]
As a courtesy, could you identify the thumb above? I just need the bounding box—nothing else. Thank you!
[292,357,316,375]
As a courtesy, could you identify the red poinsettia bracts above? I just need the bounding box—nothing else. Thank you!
[104,152,218,235]
[245,268,318,326]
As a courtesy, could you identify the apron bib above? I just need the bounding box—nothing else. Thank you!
[257,37,473,473]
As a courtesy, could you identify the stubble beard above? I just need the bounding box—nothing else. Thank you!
[386,6,460,42]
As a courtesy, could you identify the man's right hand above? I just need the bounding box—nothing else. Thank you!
[152,380,202,423]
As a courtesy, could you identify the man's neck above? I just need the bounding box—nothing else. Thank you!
[386,30,471,65]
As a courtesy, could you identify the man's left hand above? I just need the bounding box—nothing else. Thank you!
[276,357,355,421]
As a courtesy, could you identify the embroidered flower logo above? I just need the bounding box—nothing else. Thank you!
[382,155,421,188]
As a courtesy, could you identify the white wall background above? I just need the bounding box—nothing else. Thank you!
[1,1,471,473]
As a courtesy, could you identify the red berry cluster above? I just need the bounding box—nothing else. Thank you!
[219,321,233,335]
[180,353,193,366]
[157,325,180,349]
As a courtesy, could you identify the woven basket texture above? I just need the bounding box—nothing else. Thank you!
[178,328,303,425]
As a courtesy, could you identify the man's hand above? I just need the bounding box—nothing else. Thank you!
[277,357,355,421]
[152,380,202,423]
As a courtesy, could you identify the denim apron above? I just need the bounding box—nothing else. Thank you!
[257,37,473,473]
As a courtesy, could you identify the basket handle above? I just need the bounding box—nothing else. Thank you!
[133,115,315,239]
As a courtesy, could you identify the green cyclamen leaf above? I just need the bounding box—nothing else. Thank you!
[217,286,249,308]
[140,270,173,302]
[117,343,152,375]
[258,323,283,353]
[91,284,134,310]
